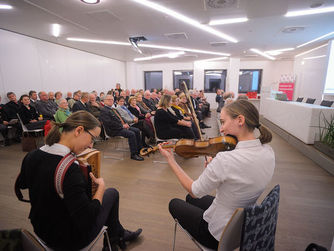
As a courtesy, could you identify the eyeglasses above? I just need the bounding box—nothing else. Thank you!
[84,129,98,144]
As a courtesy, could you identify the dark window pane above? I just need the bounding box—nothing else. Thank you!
[173,70,193,90]
[238,69,262,93]
[204,70,227,93]
[145,71,163,91]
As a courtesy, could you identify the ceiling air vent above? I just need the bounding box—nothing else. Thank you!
[205,0,236,9]
[210,41,227,47]
[281,26,305,33]
[164,32,188,40]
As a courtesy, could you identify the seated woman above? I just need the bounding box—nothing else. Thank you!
[159,100,275,249]
[169,95,201,139]
[154,95,195,139]
[18,94,47,130]
[16,111,142,250]
[54,98,72,123]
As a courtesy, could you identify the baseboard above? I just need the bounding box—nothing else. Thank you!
[261,117,334,176]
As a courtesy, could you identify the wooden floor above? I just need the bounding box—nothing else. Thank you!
[0,112,333,251]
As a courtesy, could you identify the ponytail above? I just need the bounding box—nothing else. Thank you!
[224,100,273,144]
[45,122,62,146]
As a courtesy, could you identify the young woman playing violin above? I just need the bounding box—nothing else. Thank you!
[159,100,275,249]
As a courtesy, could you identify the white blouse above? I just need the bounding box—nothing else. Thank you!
[191,139,275,240]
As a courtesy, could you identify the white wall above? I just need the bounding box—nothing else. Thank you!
[127,59,294,108]
[294,43,329,104]
[0,29,126,102]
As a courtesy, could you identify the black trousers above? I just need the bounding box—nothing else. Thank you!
[25,120,47,130]
[169,194,219,249]
[88,188,125,244]
[132,120,154,144]
[115,127,142,155]
[0,124,8,140]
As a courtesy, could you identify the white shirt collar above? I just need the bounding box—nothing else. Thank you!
[235,139,261,149]
[40,143,71,157]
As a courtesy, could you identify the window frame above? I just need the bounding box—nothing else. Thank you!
[144,71,163,91]
[203,69,227,93]
[238,69,263,94]
[173,70,194,90]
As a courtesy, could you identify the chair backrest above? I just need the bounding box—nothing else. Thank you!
[16,113,28,132]
[240,184,280,251]
[306,98,316,104]
[150,116,159,139]
[320,100,334,107]
[296,97,303,102]
[218,208,244,251]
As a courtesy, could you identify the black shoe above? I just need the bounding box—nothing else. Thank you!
[202,123,211,129]
[200,131,206,135]
[122,228,142,242]
[131,154,144,161]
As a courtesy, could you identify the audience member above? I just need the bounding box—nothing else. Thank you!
[136,93,155,116]
[18,95,46,130]
[65,92,72,101]
[48,92,55,103]
[116,96,153,147]
[68,91,80,110]
[237,95,249,100]
[215,89,223,109]
[0,96,10,146]
[115,83,122,95]
[143,90,156,111]
[100,95,144,161]
[29,90,38,108]
[154,95,195,139]
[87,93,101,118]
[54,91,63,105]
[36,91,57,120]
[3,92,20,122]
[72,92,89,112]
[54,99,71,123]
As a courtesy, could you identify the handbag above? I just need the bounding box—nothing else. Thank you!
[21,135,37,152]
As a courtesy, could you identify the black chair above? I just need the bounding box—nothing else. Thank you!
[306,98,316,104]
[296,97,304,102]
[320,100,334,107]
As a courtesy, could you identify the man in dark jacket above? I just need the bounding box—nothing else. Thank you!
[143,91,157,111]
[99,95,143,161]
[2,92,21,142]
[35,91,57,120]
[72,92,89,112]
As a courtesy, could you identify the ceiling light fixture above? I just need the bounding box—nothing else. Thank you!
[52,24,61,37]
[209,17,248,26]
[80,0,100,4]
[285,6,334,17]
[0,4,13,9]
[195,57,228,63]
[250,49,276,60]
[130,0,238,43]
[297,31,334,48]
[134,51,185,61]
[303,55,327,60]
[295,43,328,57]
[265,48,294,56]
[66,37,230,56]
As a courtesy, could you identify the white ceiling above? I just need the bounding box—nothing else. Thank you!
[1,0,334,63]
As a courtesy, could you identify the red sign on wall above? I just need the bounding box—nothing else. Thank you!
[279,82,294,101]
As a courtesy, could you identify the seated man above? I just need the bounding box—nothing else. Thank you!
[35,91,57,120]
[100,95,144,161]
[72,92,89,112]
[87,93,101,118]
[29,90,38,108]
[143,90,157,111]
[3,92,22,141]
[0,96,10,146]
[115,96,153,148]
[67,91,80,110]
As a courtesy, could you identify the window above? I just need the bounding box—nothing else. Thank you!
[173,70,193,90]
[238,69,262,93]
[204,69,227,93]
[144,71,163,91]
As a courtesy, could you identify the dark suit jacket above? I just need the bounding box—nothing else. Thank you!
[3,101,20,121]
[99,106,123,137]
[72,101,89,113]
[18,105,39,125]
[143,98,156,111]
[35,100,57,120]
[127,105,145,120]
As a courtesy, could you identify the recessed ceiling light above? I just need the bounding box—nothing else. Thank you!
[250,49,275,60]
[130,0,238,43]
[67,37,230,56]
[80,0,100,4]
[285,6,334,17]
[297,31,334,48]
[134,51,185,61]
[0,4,13,9]
[52,24,61,37]
[209,17,248,26]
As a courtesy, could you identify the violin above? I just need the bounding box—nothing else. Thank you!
[140,135,237,158]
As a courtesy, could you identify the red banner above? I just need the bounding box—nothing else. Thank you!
[278,82,294,101]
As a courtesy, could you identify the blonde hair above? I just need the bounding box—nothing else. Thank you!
[171,95,178,102]
[224,100,272,144]
[128,96,136,105]
[158,94,172,109]
[45,111,100,146]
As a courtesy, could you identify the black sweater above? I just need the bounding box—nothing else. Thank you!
[18,105,39,125]
[17,150,101,250]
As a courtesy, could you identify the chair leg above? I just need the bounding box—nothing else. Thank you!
[173,219,178,251]
[104,230,112,251]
